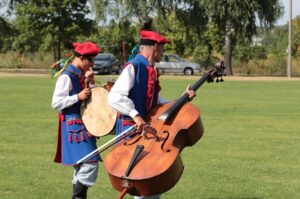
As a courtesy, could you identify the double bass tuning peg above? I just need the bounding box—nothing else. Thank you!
[207,77,213,83]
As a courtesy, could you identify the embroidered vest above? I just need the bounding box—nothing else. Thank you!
[116,55,161,135]
[54,64,100,165]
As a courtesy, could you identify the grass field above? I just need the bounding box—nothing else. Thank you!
[0,74,299,199]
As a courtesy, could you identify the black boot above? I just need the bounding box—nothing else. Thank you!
[72,181,88,199]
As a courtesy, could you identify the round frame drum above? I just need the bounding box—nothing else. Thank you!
[81,87,117,137]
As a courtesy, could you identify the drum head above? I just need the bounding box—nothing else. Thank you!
[81,87,117,137]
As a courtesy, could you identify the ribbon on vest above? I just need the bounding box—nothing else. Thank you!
[146,66,161,111]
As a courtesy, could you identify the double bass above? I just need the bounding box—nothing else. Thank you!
[104,61,226,198]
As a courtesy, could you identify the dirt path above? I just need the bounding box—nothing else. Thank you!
[1,71,300,81]
[0,69,49,77]
[0,72,49,77]
[159,75,300,81]
[221,76,300,81]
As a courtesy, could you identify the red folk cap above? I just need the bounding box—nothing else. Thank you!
[72,42,101,56]
[139,30,170,45]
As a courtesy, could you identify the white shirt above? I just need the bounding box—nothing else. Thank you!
[52,73,95,111]
[52,74,79,110]
[108,64,168,119]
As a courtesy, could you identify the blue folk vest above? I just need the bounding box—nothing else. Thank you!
[54,64,100,165]
[116,55,160,135]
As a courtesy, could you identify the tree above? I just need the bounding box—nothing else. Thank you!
[13,0,95,60]
[292,16,300,58]
[261,25,288,56]
[97,18,138,61]
[234,38,267,62]
[0,18,16,52]
[89,0,209,62]
[0,0,27,16]
[0,0,25,52]
[203,0,283,75]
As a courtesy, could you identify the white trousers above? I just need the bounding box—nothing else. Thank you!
[72,162,99,187]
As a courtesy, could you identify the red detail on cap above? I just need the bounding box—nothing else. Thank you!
[140,30,170,44]
[72,42,101,56]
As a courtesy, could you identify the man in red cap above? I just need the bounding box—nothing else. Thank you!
[52,41,101,199]
[108,30,195,199]
[127,16,154,61]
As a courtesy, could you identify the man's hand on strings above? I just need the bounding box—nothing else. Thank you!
[133,115,147,132]
[133,115,157,139]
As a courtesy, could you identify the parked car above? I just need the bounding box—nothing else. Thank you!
[155,54,201,75]
[93,53,120,74]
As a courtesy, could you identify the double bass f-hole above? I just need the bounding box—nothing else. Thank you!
[123,132,143,146]
[160,130,171,152]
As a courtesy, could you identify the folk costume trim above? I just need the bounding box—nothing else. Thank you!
[67,118,84,125]
[146,65,161,112]
[54,112,63,163]
[66,118,93,143]
[116,55,161,135]
[117,113,135,127]
[54,64,100,165]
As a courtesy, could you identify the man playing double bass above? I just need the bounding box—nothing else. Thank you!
[108,30,195,199]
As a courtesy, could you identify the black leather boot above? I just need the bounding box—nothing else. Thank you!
[72,181,88,199]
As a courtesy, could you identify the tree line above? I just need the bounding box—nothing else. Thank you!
[2,0,299,75]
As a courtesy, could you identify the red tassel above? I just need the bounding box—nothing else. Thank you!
[117,113,121,119]
[74,134,80,143]
[59,112,65,121]
[81,132,85,141]
[86,131,92,138]
[68,133,72,143]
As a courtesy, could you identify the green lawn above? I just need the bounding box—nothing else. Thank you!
[0,75,299,199]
